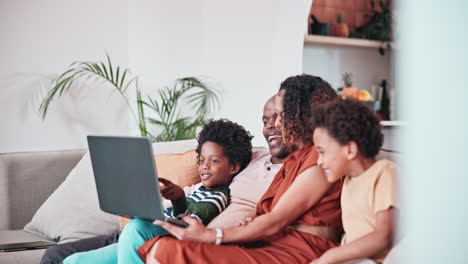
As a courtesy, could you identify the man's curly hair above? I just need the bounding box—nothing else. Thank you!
[280,74,337,146]
[195,119,253,175]
[313,98,383,158]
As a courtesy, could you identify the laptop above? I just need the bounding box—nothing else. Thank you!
[0,241,57,252]
[87,135,187,227]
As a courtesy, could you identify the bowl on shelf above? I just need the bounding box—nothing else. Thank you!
[364,101,381,112]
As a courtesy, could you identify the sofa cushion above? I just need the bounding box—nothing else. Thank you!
[0,230,54,244]
[24,139,197,244]
[0,247,46,264]
[0,230,52,264]
[0,149,86,230]
[23,151,118,244]
[154,149,200,187]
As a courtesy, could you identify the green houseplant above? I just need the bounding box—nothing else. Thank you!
[39,55,220,142]
[350,0,393,55]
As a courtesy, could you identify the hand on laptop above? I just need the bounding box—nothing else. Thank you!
[158,178,185,200]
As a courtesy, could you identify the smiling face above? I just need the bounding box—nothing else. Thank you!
[313,127,350,183]
[274,90,285,133]
[198,141,239,190]
[263,96,289,163]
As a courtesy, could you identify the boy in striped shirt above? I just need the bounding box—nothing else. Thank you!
[63,119,253,264]
[161,177,231,226]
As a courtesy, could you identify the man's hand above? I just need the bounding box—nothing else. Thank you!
[158,178,185,200]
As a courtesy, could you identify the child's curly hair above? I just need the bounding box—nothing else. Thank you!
[280,74,337,146]
[196,119,253,175]
[313,98,383,158]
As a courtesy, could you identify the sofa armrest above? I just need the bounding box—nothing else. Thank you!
[0,149,86,230]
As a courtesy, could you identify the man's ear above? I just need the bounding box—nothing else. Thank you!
[231,163,241,175]
[346,141,359,160]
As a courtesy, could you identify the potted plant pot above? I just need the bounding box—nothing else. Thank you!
[331,13,349,38]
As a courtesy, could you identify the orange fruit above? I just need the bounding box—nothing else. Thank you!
[342,86,358,99]
[358,90,373,101]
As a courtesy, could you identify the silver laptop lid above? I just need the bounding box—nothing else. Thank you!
[87,135,165,221]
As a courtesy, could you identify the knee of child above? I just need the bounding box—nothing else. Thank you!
[122,218,150,235]
[62,252,84,264]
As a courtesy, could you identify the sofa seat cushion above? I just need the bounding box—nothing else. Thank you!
[0,230,51,264]
[0,248,45,264]
[0,230,53,244]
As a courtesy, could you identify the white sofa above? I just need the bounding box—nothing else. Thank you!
[0,140,198,264]
[0,135,403,264]
[0,149,86,263]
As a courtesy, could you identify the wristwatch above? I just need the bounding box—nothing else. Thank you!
[215,228,223,245]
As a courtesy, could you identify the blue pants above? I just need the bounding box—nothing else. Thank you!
[63,219,167,264]
[41,232,119,264]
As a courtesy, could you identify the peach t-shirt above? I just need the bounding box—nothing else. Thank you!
[341,159,398,263]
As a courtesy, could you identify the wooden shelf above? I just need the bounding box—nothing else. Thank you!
[304,35,392,49]
[381,121,406,127]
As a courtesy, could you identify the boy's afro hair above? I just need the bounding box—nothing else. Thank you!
[313,98,383,158]
[196,119,253,174]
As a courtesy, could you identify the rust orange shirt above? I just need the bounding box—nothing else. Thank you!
[256,145,343,230]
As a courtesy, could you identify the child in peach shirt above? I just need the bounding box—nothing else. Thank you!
[311,99,398,264]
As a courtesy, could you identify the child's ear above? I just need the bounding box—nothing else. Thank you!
[230,163,241,175]
[346,141,359,160]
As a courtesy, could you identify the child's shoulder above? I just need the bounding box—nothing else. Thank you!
[366,159,397,182]
[374,159,397,171]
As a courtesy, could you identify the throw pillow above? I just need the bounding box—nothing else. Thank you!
[24,152,117,244]
[25,139,198,243]
[154,149,200,187]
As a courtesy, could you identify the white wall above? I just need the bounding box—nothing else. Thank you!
[0,0,131,152]
[303,44,397,119]
[128,0,311,147]
[303,45,391,90]
[0,0,310,152]
[399,1,468,263]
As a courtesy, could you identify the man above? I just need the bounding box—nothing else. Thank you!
[41,96,290,264]
[207,96,290,228]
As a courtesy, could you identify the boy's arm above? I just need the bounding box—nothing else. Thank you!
[313,208,395,264]
[174,188,230,225]
[170,197,188,216]
[187,196,228,225]
[158,178,187,215]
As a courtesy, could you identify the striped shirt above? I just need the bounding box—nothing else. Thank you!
[164,185,230,226]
